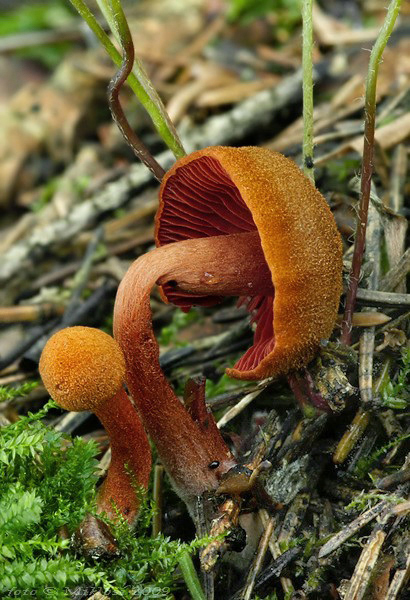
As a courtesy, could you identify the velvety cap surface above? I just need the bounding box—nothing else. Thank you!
[155,146,343,380]
[39,326,126,411]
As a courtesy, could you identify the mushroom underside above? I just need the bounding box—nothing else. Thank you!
[157,155,276,375]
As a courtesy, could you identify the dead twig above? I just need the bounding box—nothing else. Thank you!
[318,501,389,559]
[358,200,381,405]
[217,384,268,429]
[345,499,410,599]
[356,288,410,308]
[107,3,165,182]
[240,516,275,600]
[0,304,65,324]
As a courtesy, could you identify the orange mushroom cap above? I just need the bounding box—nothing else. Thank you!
[155,146,343,380]
[39,326,126,411]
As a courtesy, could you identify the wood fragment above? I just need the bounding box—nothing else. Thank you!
[200,496,242,573]
[197,79,279,108]
[338,312,391,327]
[386,538,410,600]
[356,288,410,308]
[318,501,388,559]
[217,385,268,429]
[389,143,408,215]
[268,98,365,153]
[0,213,36,254]
[313,3,382,46]
[380,216,408,297]
[258,508,293,596]
[0,304,65,324]
[240,516,275,600]
[0,25,88,53]
[315,111,410,166]
[377,469,410,490]
[258,493,310,596]
[378,407,404,466]
[252,546,302,596]
[53,410,91,434]
[368,555,395,600]
[333,409,371,465]
[346,499,410,599]
[97,448,111,479]
[166,62,236,123]
[377,453,410,489]
[154,15,226,82]
[346,529,386,600]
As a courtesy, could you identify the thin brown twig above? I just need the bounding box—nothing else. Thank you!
[107,8,165,182]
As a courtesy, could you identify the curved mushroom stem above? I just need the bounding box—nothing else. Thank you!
[94,387,152,523]
[114,231,271,507]
[156,231,273,297]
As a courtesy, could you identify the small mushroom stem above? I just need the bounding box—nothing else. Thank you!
[114,231,270,506]
[39,327,152,527]
[94,387,152,522]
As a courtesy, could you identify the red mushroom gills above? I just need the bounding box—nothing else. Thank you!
[155,147,343,380]
[156,154,276,375]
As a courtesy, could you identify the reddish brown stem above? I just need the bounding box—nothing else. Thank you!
[94,387,152,523]
[340,106,375,345]
[340,0,401,343]
[113,232,270,507]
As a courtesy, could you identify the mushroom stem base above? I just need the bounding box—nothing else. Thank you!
[95,388,151,523]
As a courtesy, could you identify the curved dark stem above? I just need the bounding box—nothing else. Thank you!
[107,18,165,182]
[340,115,374,345]
[340,0,401,345]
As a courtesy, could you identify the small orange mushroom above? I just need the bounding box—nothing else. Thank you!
[39,326,151,524]
[113,145,342,508]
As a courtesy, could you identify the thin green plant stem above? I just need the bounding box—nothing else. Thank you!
[106,0,165,180]
[341,0,401,344]
[69,0,185,160]
[301,0,315,183]
[178,551,206,600]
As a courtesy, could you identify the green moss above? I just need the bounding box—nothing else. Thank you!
[326,156,362,184]
[0,380,39,403]
[205,372,249,399]
[380,347,410,410]
[158,308,202,347]
[0,397,208,598]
